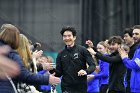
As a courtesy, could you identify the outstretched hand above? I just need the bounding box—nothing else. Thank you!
[0,45,20,79]
[49,75,61,85]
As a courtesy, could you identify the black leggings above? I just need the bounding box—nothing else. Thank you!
[100,84,108,93]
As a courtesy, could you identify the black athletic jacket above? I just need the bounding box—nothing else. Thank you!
[55,44,95,93]
[95,51,126,93]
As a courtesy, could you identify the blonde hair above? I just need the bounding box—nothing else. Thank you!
[98,41,108,48]
[97,41,110,54]
[16,34,32,68]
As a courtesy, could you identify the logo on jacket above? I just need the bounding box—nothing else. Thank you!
[63,55,67,57]
[74,53,78,59]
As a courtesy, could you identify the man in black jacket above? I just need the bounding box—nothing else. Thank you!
[123,28,136,93]
[55,26,95,93]
[87,36,126,93]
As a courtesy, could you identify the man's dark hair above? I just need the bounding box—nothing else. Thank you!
[133,25,140,29]
[60,26,77,36]
[108,36,123,45]
[124,28,133,37]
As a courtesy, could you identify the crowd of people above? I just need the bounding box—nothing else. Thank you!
[86,25,140,93]
[0,24,140,93]
[0,24,60,93]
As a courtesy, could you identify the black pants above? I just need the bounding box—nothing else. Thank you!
[126,86,131,93]
[108,90,125,93]
[61,83,87,93]
[100,84,108,93]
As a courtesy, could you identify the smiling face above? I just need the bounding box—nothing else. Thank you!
[97,44,107,54]
[123,33,134,46]
[133,29,140,43]
[62,31,76,47]
[109,43,121,53]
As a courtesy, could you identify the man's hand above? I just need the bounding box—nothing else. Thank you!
[78,69,87,76]
[49,75,61,85]
[118,48,128,59]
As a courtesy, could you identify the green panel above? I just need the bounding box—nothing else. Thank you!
[43,51,62,93]
[43,51,58,63]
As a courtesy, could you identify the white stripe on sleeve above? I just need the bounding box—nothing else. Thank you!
[134,58,140,67]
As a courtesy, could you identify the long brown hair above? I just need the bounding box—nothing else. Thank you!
[0,24,20,49]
